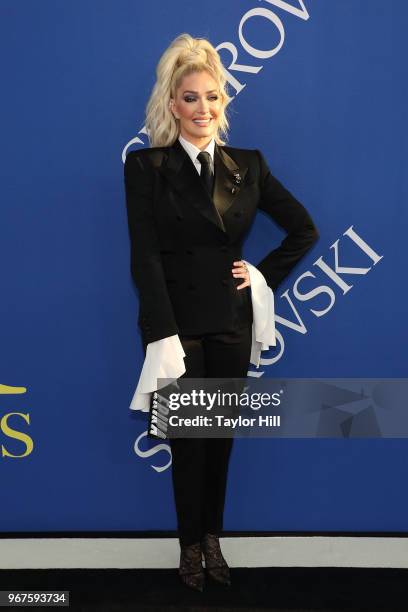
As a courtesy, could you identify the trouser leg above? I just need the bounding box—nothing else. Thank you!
[201,325,252,537]
[169,436,207,546]
[168,335,206,546]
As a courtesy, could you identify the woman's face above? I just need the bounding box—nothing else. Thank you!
[170,70,223,149]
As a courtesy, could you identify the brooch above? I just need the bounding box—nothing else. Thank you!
[232,171,242,185]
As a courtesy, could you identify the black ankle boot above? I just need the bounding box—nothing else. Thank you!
[178,541,205,592]
[201,533,231,586]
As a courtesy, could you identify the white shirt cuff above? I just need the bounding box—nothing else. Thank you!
[129,334,186,412]
[242,259,276,368]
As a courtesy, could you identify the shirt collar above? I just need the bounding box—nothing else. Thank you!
[178,134,215,164]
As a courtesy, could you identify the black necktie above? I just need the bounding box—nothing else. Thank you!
[197,150,225,230]
[197,151,214,197]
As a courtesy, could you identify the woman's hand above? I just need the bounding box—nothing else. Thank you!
[231,260,251,290]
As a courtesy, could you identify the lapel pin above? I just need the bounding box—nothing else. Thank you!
[232,171,242,185]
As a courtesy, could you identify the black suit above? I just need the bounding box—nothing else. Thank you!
[124,138,319,546]
[124,138,319,345]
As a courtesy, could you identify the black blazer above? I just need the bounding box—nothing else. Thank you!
[124,138,319,345]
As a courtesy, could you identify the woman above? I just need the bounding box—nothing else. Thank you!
[124,33,319,592]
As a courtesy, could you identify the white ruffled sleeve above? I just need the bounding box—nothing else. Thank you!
[129,334,186,412]
[242,259,277,368]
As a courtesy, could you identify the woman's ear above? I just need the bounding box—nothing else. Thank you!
[169,99,179,120]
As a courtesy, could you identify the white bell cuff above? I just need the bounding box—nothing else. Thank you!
[129,334,186,413]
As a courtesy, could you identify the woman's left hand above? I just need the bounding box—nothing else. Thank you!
[231,260,251,290]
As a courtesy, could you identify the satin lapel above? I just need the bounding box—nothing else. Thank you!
[157,139,248,234]
[213,143,248,218]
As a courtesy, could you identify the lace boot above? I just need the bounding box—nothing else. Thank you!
[200,532,231,586]
[178,541,205,592]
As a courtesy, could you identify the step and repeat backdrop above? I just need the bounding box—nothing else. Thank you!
[1,0,407,532]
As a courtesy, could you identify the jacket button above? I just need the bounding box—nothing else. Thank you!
[185,249,193,255]
[176,214,183,221]
[221,279,229,286]
[187,283,196,290]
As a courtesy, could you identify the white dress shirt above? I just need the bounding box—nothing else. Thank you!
[129,135,276,412]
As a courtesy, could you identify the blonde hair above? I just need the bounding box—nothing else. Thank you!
[145,33,232,147]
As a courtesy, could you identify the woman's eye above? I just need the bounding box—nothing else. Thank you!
[183,96,219,103]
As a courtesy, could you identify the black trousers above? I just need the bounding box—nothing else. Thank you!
[169,324,252,547]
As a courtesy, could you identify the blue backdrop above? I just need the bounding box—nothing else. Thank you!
[1,0,407,532]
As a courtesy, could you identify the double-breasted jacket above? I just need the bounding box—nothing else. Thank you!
[124,138,319,345]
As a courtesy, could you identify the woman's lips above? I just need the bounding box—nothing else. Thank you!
[193,119,212,126]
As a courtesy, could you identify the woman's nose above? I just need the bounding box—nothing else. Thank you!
[197,98,209,112]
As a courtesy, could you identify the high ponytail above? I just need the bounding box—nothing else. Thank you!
[145,33,232,147]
